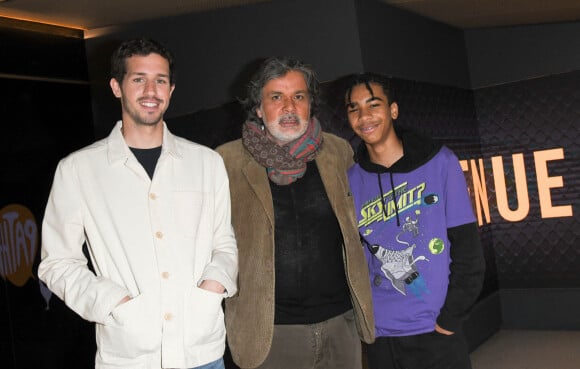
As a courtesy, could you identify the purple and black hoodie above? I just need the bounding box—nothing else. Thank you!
[347,128,485,337]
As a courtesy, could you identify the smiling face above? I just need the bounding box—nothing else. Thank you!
[110,53,175,128]
[256,70,311,145]
[346,82,399,148]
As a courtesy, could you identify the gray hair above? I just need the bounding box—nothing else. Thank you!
[242,56,320,123]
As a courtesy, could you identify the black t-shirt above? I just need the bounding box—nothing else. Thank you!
[269,161,352,324]
[130,146,162,179]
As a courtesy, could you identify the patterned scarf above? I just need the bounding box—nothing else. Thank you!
[242,117,323,185]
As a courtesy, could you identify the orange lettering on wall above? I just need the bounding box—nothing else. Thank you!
[0,204,37,287]
[534,148,573,218]
[470,159,490,226]
[492,153,529,222]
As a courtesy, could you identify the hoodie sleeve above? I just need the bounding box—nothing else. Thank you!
[436,222,485,332]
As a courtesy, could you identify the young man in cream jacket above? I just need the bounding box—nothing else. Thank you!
[38,38,237,369]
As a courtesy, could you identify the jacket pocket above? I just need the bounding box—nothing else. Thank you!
[172,191,206,239]
[97,293,160,360]
[184,286,225,347]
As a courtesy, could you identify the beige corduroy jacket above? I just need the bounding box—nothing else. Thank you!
[216,132,375,369]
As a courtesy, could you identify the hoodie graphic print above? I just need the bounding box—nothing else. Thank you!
[348,145,475,337]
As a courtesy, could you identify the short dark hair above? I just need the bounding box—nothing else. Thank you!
[243,56,320,123]
[344,73,396,106]
[110,38,175,85]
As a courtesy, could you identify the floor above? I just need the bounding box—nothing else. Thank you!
[226,329,580,369]
[470,330,580,369]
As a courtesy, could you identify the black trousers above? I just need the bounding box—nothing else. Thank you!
[366,330,472,369]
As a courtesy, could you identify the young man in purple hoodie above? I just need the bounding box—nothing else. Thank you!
[344,73,485,369]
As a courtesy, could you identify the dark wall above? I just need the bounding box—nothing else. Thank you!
[465,21,580,88]
[474,71,580,288]
[467,22,580,328]
[354,0,471,89]
[0,25,95,369]
[84,0,364,139]
[0,27,88,80]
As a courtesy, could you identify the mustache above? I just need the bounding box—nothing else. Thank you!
[278,114,302,123]
[138,97,163,104]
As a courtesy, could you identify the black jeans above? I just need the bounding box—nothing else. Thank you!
[366,330,472,369]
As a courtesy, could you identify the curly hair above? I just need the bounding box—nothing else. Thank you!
[344,72,396,106]
[242,56,320,123]
[110,38,175,85]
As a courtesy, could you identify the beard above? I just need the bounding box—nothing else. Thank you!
[123,96,166,126]
[263,113,310,145]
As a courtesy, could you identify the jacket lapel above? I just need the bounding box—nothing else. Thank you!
[241,158,275,227]
[316,146,342,211]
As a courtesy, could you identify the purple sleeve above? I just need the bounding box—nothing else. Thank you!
[443,148,476,228]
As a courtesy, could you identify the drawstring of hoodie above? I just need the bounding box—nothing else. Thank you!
[377,172,401,227]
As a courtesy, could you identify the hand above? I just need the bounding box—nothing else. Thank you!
[435,323,454,335]
[199,279,226,294]
[116,295,131,307]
